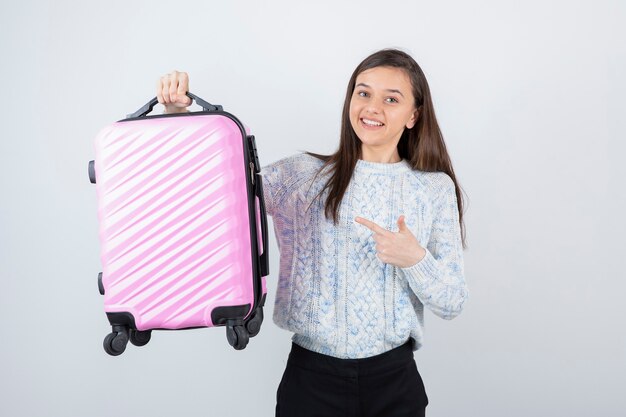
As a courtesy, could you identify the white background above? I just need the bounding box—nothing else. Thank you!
[1,1,624,416]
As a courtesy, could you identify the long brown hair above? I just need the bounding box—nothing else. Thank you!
[303,48,467,249]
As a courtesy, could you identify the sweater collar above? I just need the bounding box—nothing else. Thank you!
[354,158,412,175]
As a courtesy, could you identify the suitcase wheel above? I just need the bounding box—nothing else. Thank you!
[103,330,128,356]
[129,329,151,347]
[245,308,264,338]
[226,325,249,350]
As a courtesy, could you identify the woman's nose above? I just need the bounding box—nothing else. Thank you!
[366,102,382,114]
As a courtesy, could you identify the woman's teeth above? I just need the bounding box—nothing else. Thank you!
[362,118,383,126]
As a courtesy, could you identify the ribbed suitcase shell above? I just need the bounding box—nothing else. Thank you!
[93,112,267,335]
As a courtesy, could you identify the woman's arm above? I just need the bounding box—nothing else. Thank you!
[259,163,280,217]
[398,174,469,320]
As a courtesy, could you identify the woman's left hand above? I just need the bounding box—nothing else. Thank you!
[355,215,426,268]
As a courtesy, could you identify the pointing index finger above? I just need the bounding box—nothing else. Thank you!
[355,216,390,236]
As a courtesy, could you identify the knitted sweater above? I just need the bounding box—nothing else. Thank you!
[260,153,469,359]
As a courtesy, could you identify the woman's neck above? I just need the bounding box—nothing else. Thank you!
[360,146,402,163]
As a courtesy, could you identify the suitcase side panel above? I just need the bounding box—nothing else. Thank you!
[94,115,255,330]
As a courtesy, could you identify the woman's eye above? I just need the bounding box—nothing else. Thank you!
[386,97,398,103]
[358,91,368,97]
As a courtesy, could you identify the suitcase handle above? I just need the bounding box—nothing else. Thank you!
[256,176,269,277]
[248,135,269,277]
[125,92,223,119]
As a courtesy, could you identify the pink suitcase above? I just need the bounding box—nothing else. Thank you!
[88,93,269,355]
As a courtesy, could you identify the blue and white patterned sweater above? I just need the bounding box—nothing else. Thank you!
[260,153,468,359]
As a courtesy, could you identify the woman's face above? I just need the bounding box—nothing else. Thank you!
[349,66,418,152]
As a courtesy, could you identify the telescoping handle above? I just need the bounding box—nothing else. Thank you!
[256,179,269,277]
[125,92,223,119]
[248,135,269,277]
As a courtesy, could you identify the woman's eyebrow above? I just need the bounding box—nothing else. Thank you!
[386,89,405,98]
[355,83,405,98]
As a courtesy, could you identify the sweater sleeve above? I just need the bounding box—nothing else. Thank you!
[398,173,469,320]
[259,153,312,217]
[259,162,280,217]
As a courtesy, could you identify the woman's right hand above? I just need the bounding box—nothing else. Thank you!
[157,70,192,113]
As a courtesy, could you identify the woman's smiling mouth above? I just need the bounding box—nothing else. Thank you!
[360,117,385,128]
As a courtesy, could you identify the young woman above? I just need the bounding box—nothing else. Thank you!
[157,48,469,417]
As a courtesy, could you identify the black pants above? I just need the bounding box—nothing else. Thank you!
[275,341,429,417]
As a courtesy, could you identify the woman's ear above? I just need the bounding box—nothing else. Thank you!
[405,108,419,129]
